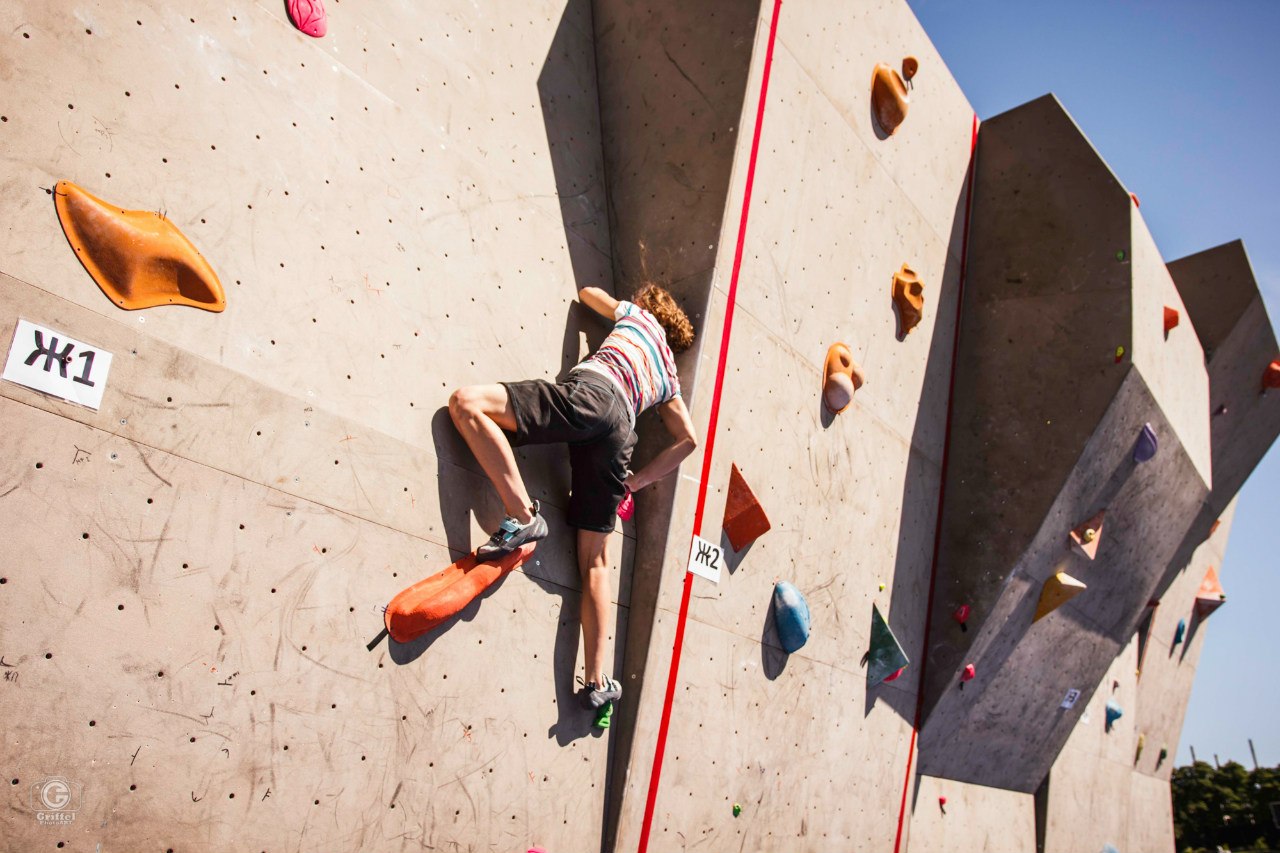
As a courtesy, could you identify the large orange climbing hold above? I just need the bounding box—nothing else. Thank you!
[1163,306,1179,335]
[871,58,917,136]
[384,544,535,643]
[1193,565,1226,618]
[722,463,771,552]
[54,180,225,312]
[822,343,865,414]
[1034,571,1087,622]
[892,264,925,337]
[1069,510,1106,560]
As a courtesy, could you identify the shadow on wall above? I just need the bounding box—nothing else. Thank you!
[537,0,613,296]
[879,167,973,728]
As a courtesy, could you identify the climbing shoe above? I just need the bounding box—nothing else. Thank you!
[476,500,548,562]
[581,675,622,710]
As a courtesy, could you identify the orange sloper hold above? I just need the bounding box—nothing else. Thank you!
[722,464,771,552]
[53,180,225,312]
[1163,306,1180,335]
[871,57,918,136]
[1193,565,1226,618]
[1069,510,1106,560]
[822,343,865,414]
[384,544,536,643]
[892,264,925,337]
[1034,571,1087,622]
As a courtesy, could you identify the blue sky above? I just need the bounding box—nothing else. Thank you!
[908,0,1280,768]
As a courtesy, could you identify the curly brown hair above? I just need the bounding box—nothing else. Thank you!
[633,283,695,353]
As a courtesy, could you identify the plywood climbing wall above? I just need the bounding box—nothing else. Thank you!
[0,1,628,850]
[605,0,979,849]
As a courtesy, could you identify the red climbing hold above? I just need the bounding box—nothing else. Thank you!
[1209,519,1221,537]
[1193,565,1226,618]
[617,487,635,521]
[287,0,327,38]
[1163,306,1179,335]
[1263,360,1280,393]
[722,463,771,551]
[883,666,905,682]
[938,796,948,806]
[1069,510,1106,560]
[961,663,975,682]
[952,604,971,626]
[384,544,535,643]
[1130,192,1141,208]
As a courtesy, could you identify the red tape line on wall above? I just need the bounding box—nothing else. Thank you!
[892,111,980,853]
[635,1,784,851]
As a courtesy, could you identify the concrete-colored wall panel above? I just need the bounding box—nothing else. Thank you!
[0,397,619,851]
[606,0,975,846]
[0,0,612,456]
[1128,772,1177,853]
[0,274,634,601]
[1129,217,1211,485]
[920,357,1210,792]
[1169,242,1280,517]
[921,95,1135,711]
[907,775,1035,853]
[773,0,976,248]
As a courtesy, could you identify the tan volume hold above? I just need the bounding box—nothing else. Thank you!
[892,264,925,337]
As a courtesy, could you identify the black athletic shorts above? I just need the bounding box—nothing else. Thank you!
[501,370,637,532]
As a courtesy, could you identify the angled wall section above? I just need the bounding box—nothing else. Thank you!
[916,94,1212,793]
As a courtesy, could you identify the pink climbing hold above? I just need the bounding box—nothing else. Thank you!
[938,796,948,807]
[287,0,327,38]
[883,666,905,682]
[617,487,635,521]
[960,663,975,682]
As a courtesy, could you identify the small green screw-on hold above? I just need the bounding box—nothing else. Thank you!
[1116,249,1127,261]
[594,701,614,730]
[733,803,742,817]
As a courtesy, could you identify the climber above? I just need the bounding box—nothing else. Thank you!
[448,283,697,712]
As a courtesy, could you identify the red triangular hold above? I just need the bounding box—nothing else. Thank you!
[1069,510,1106,560]
[1264,360,1280,392]
[722,464,771,551]
[1194,565,1226,618]
[1163,306,1179,335]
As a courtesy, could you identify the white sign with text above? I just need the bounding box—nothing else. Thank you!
[3,320,113,410]
[687,534,724,584]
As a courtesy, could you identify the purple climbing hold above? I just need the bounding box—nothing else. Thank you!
[1133,423,1158,463]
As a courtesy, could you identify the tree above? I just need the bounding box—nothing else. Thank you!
[1173,760,1280,853]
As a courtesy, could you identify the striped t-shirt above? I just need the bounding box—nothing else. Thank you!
[573,301,681,417]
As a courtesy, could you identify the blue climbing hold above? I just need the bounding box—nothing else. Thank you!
[1173,618,1186,645]
[1105,698,1124,731]
[1133,423,1158,463]
[773,581,811,653]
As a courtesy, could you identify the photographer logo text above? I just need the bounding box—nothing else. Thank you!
[31,777,82,825]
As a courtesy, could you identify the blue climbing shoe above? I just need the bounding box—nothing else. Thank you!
[476,500,548,562]
[578,675,622,710]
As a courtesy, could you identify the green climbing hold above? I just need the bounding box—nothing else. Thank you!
[594,701,614,730]
[867,603,910,686]
[1116,249,1127,262]
[732,803,742,817]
